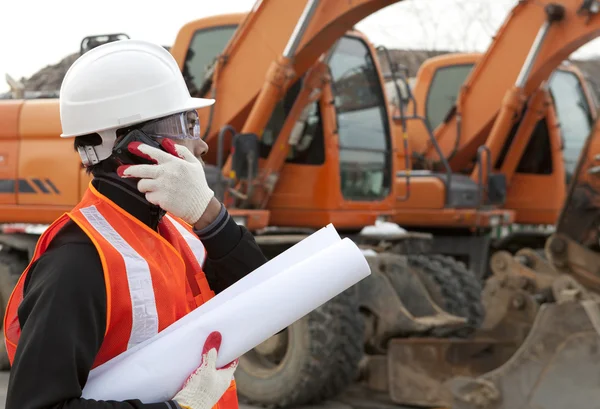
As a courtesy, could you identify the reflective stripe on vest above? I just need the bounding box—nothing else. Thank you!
[165,214,206,267]
[3,183,238,409]
[79,204,160,348]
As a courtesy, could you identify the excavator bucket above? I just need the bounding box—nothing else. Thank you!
[444,104,600,409]
[448,295,600,409]
[382,255,542,407]
[443,111,600,409]
[382,248,600,409]
[357,252,468,348]
[379,118,600,408]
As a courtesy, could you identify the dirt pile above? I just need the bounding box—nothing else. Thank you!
[22,53,79,92]
[376,48,449,77]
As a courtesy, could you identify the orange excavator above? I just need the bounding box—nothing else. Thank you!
[347,1,600,407]
[386,52,598,276]
[0,0,491,405]
[371,0,599,285]
[397,0,600,227]
[349,113,600,409]
[172,3,600,407]
[1,0,600,408]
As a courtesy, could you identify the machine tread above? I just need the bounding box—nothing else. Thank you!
[312,288,364,402]
[407,255,469,337]
[431,255,485,332]
[237,292,361,408]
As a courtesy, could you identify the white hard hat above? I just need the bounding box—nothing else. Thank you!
[59,39,214,139]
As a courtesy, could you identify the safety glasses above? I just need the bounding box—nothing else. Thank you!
[140,110,201,140]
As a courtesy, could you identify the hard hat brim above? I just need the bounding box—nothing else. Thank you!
[60,97,216,138]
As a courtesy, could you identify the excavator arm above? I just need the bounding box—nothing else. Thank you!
[426,0,600,173]
[169,0,402,168]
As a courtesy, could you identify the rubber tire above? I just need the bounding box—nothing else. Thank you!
[0,250,27,370]
[235,289,363,408]
[430,255,485,333]
[312,287,363,403]
[407,254,483,337]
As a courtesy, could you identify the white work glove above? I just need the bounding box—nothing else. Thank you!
[173,331,238,409]
[117,139,214,225]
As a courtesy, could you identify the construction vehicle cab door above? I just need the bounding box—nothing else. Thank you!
[549,66,597,185]
[172,17,395,230]
[501,66,595,225]
[393,54,496,215]
[407,53,477,156]
[259,32,396,229]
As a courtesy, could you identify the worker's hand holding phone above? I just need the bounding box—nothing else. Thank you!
[117,138,215,225]
[172,331,238,409]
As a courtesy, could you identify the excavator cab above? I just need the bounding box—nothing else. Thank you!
[406,53,597,253]
[548,63,597,185]
[375,52,514,278]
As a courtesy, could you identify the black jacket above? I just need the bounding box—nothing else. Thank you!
[5,176,267,409]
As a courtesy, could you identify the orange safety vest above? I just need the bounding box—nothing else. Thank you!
[4,182,238,409]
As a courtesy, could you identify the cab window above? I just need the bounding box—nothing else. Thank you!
[183,25,238,96]
[425,64,474,130]
[549,70,594,183]
[328,36,392,201]
[259,80,326,166]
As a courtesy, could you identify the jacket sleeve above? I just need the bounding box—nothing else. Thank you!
[5,241,179,409]
[195,204,268,293]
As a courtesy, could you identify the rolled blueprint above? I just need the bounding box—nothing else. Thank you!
[81,225,371,403]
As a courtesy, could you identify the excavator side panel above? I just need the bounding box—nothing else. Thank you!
[0,101,22,206]
[0,100,81,223]
[17,100,81,208]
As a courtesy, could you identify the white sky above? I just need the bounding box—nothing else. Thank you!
[3,0,600,94]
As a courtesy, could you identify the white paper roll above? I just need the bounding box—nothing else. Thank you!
[85,224,341,380]
[82,231,370,403]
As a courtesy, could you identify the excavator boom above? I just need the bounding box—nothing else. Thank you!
[430,0,600,171]
[169,0,401,164]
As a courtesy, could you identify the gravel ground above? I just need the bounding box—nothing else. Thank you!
[0,373,415,409]
[0,373,356,409]
[0,372,8,409]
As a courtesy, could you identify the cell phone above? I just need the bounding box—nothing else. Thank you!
[112,129,165,166]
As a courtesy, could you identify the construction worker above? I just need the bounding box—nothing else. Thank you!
[4,39,268,409]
